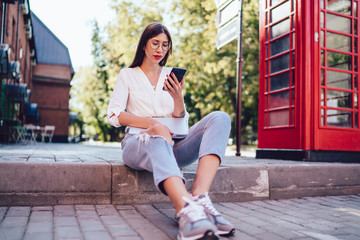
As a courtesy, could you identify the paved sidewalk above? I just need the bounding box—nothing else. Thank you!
[0,194,359,240]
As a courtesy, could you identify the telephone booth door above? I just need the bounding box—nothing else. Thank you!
[314,0,360,152]
[258,0,302,150]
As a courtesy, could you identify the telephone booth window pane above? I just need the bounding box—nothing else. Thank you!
[321,12,325,28]
[292,0,295,12]
[354,56,358,71]
[292,51,295,66]
[291,108,294,125]
[271,1,290,23]
[354,20,358,35]
[291,70,295,86]
[327,0,352,15]
[321,31,325,47]
[271,35,290,56]
[327,109,352,127]
[326,32,352,52]
[354,2,358,17]
[327,90,352,108]
[321,0,325,9]
[356,112,359,128]
[266,61,269,75]
[327,13,351,34]
[266,12,268,25]
[355,93,358,108]
[321,109,325,126]
[269,91,289,108]
[265,95,268,109]
[291,89,295,105]
[355,38,358,53]
[321,69,325,86]
[321,50,325,66]
[327,70,352,89]
[355,75,358,90]
[271,54,290,73]
[265,112,268,127]
[292,32,295,49]
[321,89,325,106]
[270,72,290,90]
[271,0,283,6]
[269,110,289,126]
[271,18,290,39]
[327,51,352,71]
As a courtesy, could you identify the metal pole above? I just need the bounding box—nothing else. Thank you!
[235,0,244,156]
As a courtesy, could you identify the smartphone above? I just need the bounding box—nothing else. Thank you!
[163,67,187,90]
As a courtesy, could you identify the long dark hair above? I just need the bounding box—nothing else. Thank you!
[129,22,172,68]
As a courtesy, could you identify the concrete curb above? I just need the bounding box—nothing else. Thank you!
[0,162,111,205]
[1,162,360,206]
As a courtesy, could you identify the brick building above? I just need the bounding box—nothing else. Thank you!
[0,0,74,142]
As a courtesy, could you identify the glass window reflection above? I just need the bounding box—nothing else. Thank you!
[327,109,352,128]
[327,13,351,34]
[327,70,352,89]
[271,35,290,56]
[327,0,352,15]
[327,90,352,108]
[271,1,290,23]
[270,71,290,90]
[269,110,289,126]
[327,51,352,71]
[271,54,290,73]
[271,18,290,39]
[326,32,351,52]
[270,91,289,108]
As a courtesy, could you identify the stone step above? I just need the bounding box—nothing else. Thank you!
[1,160,360,206]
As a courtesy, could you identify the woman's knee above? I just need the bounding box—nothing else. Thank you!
[208,111,231,128]
[141,124,173,144]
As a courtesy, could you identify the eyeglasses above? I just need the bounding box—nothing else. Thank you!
[149,40,170,51]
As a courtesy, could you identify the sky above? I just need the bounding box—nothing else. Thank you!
[30,0,116,71]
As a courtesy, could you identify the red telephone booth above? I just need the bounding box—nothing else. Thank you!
[257,0,360,161]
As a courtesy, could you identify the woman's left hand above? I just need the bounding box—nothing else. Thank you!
[163,72,184,101]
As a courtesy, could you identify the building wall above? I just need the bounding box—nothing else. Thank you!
[31,63,71,139]
[1,1,73,142]
[1,1,33,86]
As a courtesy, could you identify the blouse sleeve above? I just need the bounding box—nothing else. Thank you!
[107,70,129,127]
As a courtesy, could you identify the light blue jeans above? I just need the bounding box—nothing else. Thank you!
[121,111,231,194]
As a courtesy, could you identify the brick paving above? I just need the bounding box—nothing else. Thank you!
[0,195,359,240]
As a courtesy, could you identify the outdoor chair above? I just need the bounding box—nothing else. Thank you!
[11,126,26,143]
[24,124,38,143]
[41,125,55,143]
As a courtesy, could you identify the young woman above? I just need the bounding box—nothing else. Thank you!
[107,22,234,240]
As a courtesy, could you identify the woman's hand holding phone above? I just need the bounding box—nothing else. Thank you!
[164,72,184,100]
[164,67,187,118]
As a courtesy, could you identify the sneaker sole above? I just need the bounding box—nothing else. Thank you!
[219,228,235,236]
[177,230,219,240]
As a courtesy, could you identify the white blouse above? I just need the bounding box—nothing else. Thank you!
[107,66,187,127]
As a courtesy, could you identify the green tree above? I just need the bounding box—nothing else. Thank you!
[170,0,259,143]
[104,0,165,89]
[71,0,165,141]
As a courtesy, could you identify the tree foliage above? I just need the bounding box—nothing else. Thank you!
[169,0,259,143]
[70,0,259,144]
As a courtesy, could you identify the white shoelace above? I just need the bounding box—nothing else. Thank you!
[196,194,220,216]
[178,196,207,222]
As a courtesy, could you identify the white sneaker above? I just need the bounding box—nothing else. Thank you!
[176,196,219,240]
[192,193,235,236]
